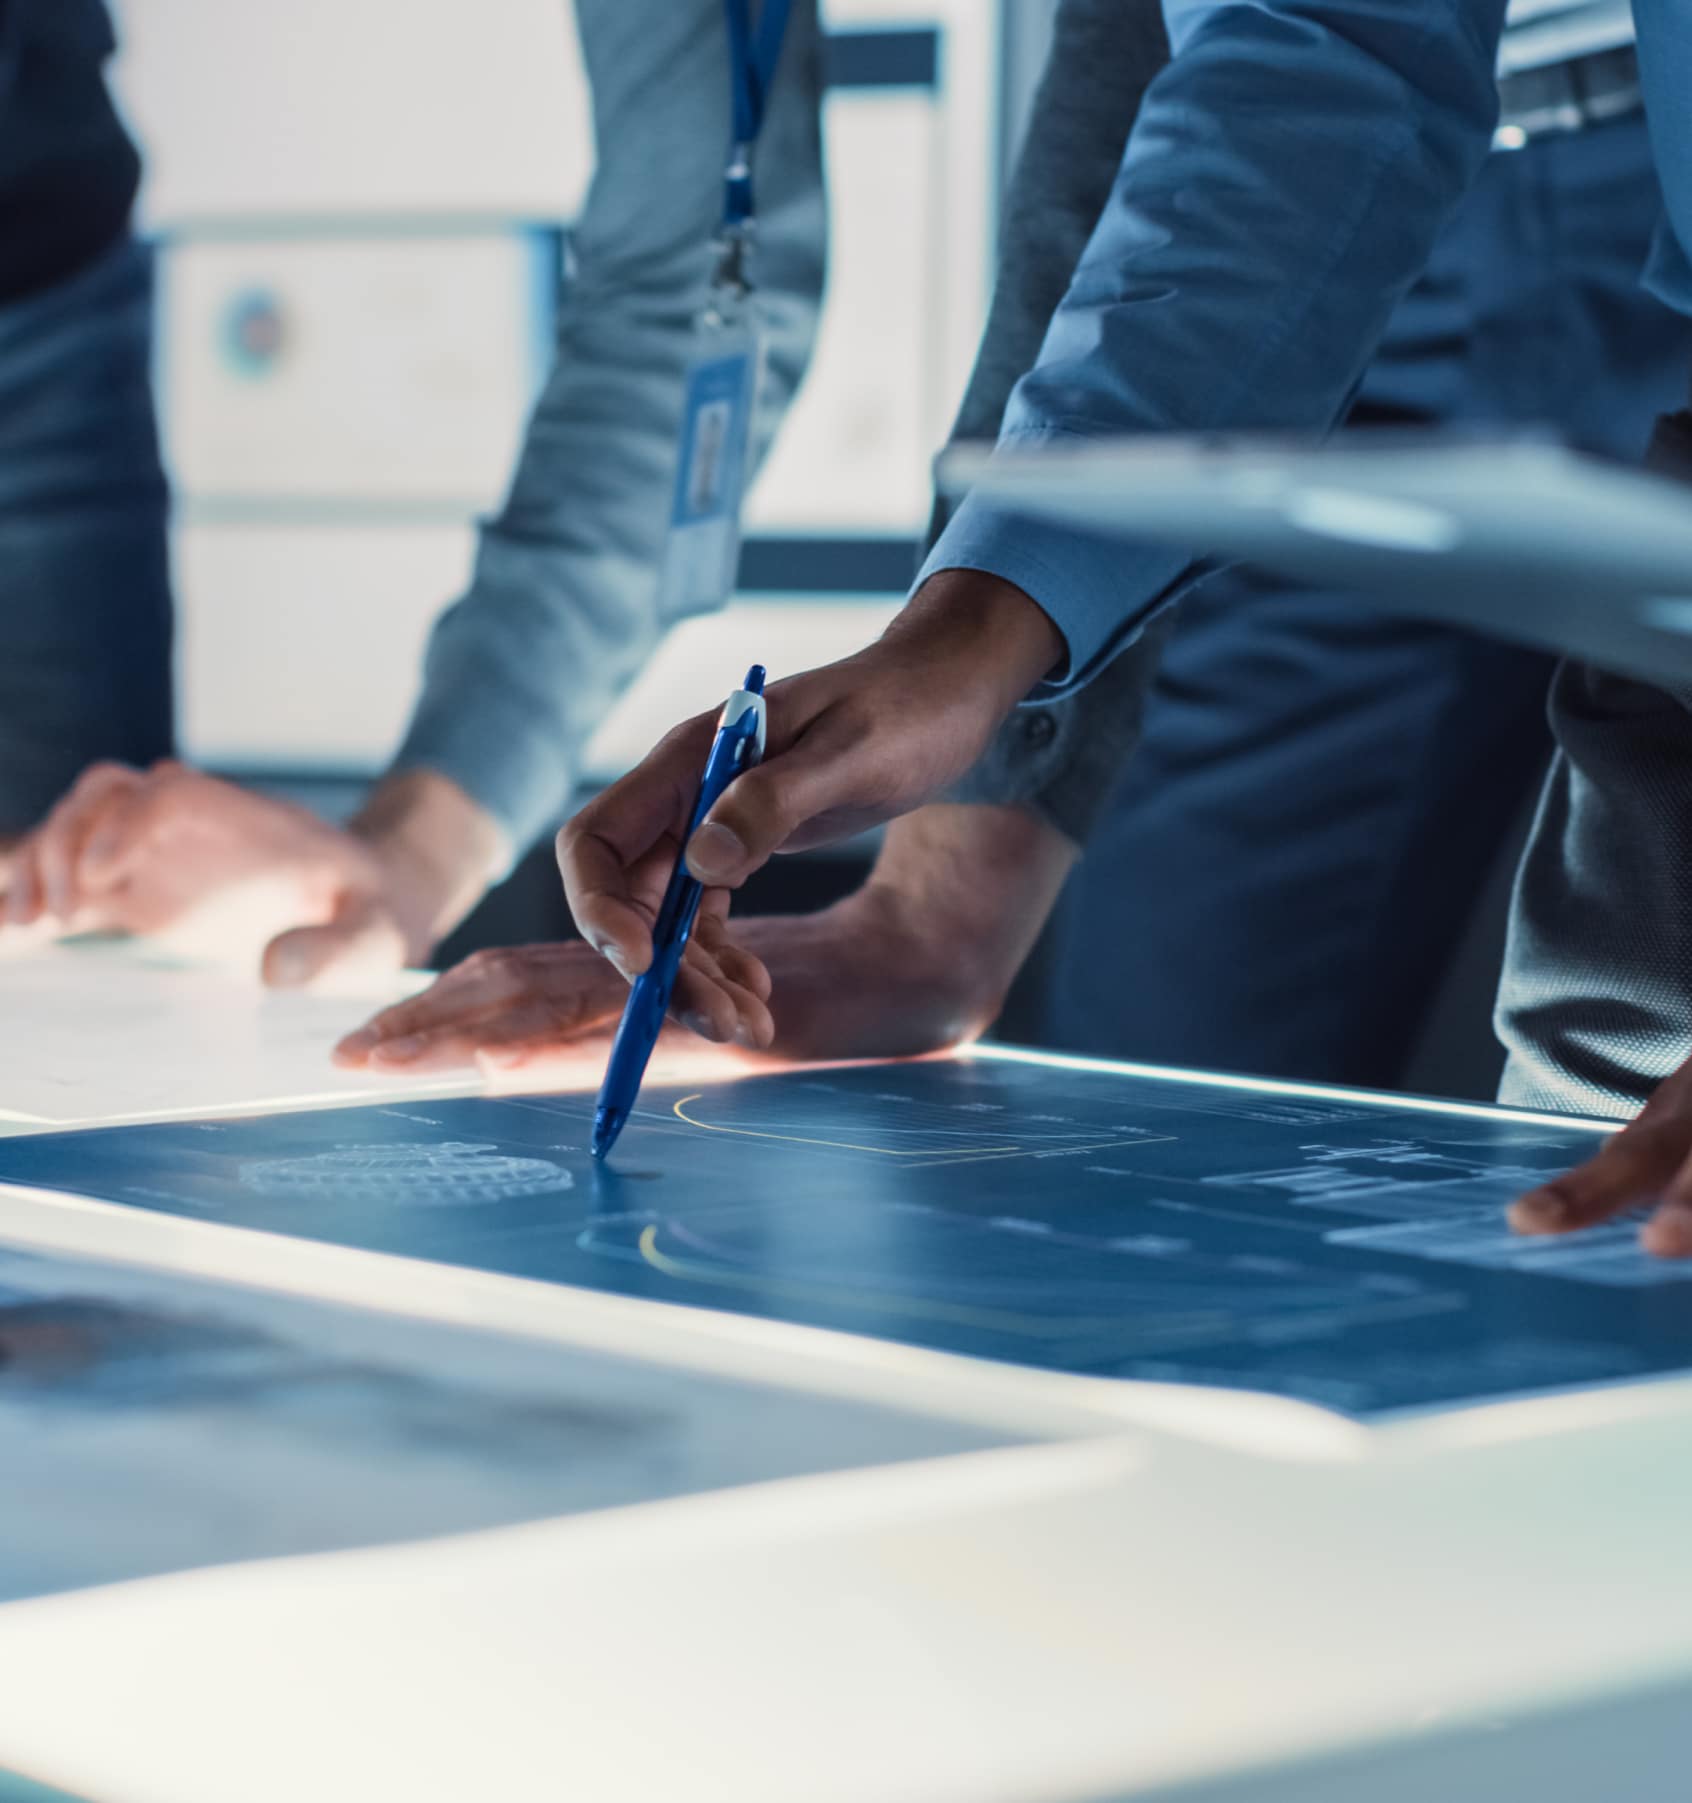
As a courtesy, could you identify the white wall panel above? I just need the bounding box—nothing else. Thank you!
[177,522,897,783]
[176,525,468,772]
[161,232,555,505]
[109,0,592,225]
[743,93,939,533]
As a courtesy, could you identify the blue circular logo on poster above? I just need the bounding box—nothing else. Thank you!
[221,287,288,378]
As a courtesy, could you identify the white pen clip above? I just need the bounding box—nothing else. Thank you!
[718,687,767,764]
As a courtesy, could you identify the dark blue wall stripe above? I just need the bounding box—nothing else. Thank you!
[822,27,940,90]
[738,534,920,593]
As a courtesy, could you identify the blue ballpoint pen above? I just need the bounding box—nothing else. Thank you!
[590,665,768,1159]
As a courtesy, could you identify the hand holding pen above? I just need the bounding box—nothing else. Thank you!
[561,573,1065,1000]
[588,666,770,1158]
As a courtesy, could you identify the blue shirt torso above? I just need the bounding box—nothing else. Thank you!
[918,0,1619,694]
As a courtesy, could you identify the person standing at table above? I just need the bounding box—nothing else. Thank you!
[1040,3,1691,1093]
[0,0,172,852]
[8,0,1685,1112]
[24,0,1692,1264]
[551,0,1667,1015]
[527,0,1692,1259]
[1,0,835,968]
[335,0,1680,1096]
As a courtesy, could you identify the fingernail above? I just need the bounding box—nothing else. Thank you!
[335,1030,377,1059]
[270,946,309,986]
[733,1022,757,1049]
[85,830,117,866]
[680,1011,716,1042]
[687,822,746,883]
[592,938,633,983]
[481,1047,526,1070]
[1643,1211,1692,1258]
[373,1035,423,1063]
[1510,1189,1569,1229]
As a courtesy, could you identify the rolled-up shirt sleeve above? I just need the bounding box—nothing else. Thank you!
[921,0,1508,698]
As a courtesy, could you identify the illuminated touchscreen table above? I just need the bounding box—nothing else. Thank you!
[0,1046,1671,1420]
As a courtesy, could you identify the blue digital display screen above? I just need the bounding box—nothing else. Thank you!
[0,1056,1676,1419]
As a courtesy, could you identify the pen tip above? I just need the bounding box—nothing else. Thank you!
[591,1105,626,1161]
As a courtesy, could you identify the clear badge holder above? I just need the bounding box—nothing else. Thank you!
[656,229,764,619]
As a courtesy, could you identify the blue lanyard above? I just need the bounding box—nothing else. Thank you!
[722,0,793,228]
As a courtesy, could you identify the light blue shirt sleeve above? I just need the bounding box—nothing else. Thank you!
[391,0,825,856]
[919,0,1509,697]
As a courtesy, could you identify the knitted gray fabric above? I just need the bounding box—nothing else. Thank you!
[1498,401,1692,1118]
[1498,665,1692,1117]
[944,0,1169,449]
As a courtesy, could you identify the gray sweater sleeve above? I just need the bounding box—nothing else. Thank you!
[938,0,1174,846]
[391,0,826,857]
[1495,380,1692,1119]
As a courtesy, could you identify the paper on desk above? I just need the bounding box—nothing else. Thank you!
[0,940,466,1127]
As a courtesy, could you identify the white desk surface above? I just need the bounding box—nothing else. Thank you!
[0,938,464,1129]
[0,941,1689,1803]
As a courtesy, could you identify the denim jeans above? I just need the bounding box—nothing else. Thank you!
[0,231,173,835]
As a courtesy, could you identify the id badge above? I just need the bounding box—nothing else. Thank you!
[657,299,761,619]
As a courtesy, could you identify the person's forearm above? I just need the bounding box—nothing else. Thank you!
[336,797,1081,1073]
[880,570,1064,720]
[925,0,1508,693]
[738,800,1079,1063]
[393,0,827,861]
[346,769,509,955]
[862,800,1078,1006]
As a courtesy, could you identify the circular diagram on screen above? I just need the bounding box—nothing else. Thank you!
[238,1141,574,1208]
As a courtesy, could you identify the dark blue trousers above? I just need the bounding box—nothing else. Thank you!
[1044,116,1692,1090]
[0,234,173,836]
